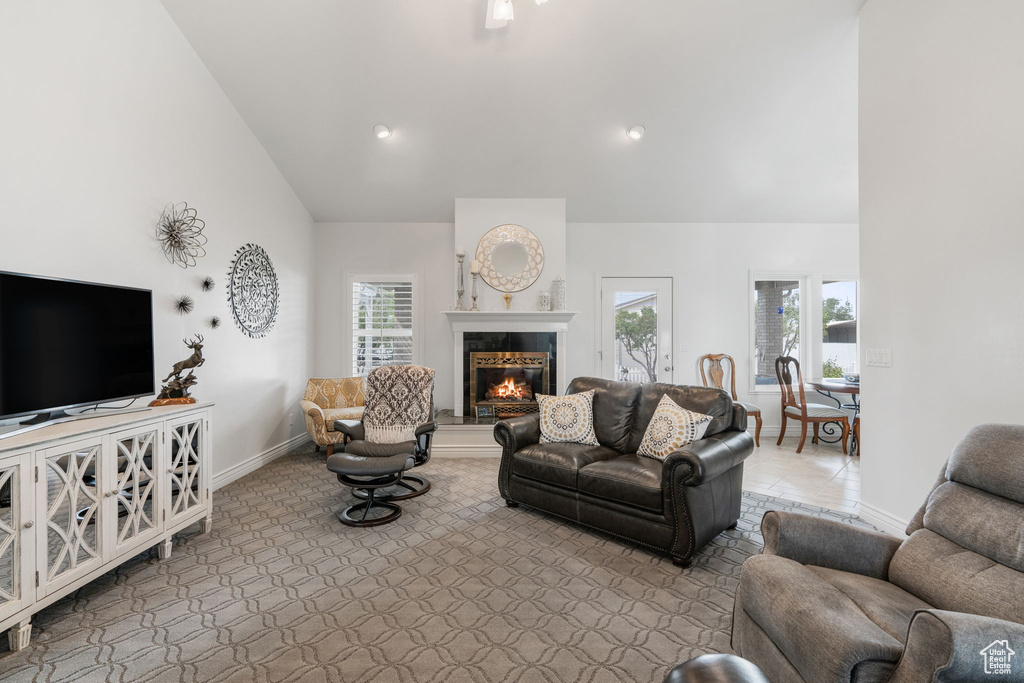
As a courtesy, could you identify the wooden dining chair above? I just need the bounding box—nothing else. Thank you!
[775,356,850,454]
[698,353,762,447]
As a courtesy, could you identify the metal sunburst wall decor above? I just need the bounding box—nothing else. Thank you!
[174,295,195,316]
[156,202,208,268]
[226,243,279,338]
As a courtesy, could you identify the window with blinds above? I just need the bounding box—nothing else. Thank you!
[350,278,415,376]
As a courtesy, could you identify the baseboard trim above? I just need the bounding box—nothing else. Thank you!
[213,434,310,490]
[859,501,909,538]
[431,444,501,458]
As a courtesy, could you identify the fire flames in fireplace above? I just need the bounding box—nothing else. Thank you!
[486,376,533,402]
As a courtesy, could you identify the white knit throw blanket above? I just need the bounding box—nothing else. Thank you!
[363,365,435,444]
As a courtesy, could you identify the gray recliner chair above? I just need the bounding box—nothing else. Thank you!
[732,423,1024,682]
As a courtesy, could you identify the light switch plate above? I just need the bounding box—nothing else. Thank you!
[865,348,892,367]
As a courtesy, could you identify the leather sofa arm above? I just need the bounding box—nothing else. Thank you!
[494,413,541,501]
[334,420,364,441]
[729,403,749,433]
[664,654,770,683]
[888,609,1024,683]
[663,430,754,488]
[494,413,541,453]
[760,511,902,580]
[415,421,437,437]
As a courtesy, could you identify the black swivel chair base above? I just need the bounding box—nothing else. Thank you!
[336,472,404,527]
[352,474,431,501]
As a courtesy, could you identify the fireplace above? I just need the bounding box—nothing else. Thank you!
[445,311,575,418]
[470,352,550,418]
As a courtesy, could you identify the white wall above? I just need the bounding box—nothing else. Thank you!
[314,221,858,424]
[567,223,859,428]
[0,2,315,480]
[859,0,1024,532]
[454,199,566,312]
[313,223,455,409]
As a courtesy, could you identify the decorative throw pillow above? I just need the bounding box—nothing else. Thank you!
[637,395,713,460]
[537,390,600,446]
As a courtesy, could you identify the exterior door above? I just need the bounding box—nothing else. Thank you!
[601,277,674,383]
[0,453,33,622]
[37,437,105,596]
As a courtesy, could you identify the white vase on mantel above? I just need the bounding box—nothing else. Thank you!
[537,290,551,311]
[551,277,566,311]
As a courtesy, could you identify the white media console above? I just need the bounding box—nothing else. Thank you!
[0,402,213,651]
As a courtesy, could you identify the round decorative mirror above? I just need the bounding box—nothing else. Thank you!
[475,224,544,293]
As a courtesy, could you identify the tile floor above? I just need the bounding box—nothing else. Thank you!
[741,437,860,515]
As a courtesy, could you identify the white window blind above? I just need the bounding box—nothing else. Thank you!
[351,279,415,376]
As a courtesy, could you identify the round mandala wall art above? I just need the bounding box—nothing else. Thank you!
[226,243,280,338]
[156,202,207,268]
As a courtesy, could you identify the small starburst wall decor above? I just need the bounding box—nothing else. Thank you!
[156,202,208,268]
[174,295,195,316]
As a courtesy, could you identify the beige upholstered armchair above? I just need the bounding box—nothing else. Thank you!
[300,377,366,455]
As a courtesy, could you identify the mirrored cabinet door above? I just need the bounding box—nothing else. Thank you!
[111,427,161,555]
[0,454,32,623]
[167,419,205,522]
[37,439,104,595]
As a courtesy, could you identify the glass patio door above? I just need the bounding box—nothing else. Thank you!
[601,277,673,383]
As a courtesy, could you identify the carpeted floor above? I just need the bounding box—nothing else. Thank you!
[0,446,872,682]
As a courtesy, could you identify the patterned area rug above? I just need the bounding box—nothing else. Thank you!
[0,446,871,682]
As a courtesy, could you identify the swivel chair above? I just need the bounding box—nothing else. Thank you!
[327,365,437,526]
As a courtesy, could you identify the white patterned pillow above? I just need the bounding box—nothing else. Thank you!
[537,391,600,446]
[637,395,713,460]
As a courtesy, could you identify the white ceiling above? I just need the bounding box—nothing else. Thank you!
[161,0,863,223]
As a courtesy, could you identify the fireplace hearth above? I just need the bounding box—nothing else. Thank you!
[470,352,550,418]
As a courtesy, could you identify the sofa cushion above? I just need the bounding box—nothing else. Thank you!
[512,442,619,489]
[807,566,933,643]
[889,528,1024,624]
[537,390,600,446]
[577,454,663,513]
[923,481,1024,572]
[567,377,640,452]
[637,394,713,459]
[946,423,1024,504]
[627,383,733,453]
[739,555,905,683]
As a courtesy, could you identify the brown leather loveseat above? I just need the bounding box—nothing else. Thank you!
[494,377,755,566]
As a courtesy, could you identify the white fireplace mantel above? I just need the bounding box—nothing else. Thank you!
[444,310,578,416]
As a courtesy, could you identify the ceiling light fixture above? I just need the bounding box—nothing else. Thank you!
[487,0,547,28]
[373,124,392,139]
[493,0,514,22]
[626,125,646,140]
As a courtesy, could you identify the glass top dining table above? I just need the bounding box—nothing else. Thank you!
[806,378,860,453]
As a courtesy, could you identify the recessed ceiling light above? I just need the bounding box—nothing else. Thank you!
[373,124,392,139]
[627,125,646,140]
[493,0,514,21]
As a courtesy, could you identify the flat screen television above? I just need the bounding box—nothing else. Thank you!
[0,271,154,424]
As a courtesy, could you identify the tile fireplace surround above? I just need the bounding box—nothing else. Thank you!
[444,311,577,417]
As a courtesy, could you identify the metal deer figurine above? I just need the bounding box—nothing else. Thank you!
[151,335,205,406]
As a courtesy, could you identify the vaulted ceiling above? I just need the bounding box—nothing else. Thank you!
[161,0,862,223]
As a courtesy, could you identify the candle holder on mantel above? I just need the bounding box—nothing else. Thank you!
[470,273,480,311]
[551,276,566,311]
[503,293,512,310]
[454,250,466,311]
